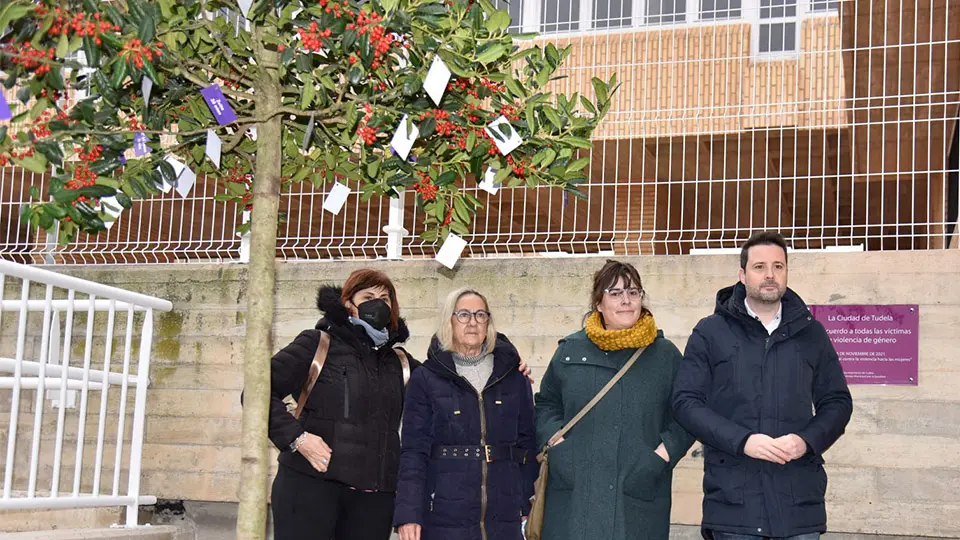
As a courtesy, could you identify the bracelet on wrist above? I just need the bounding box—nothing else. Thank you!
[290,432,308,453]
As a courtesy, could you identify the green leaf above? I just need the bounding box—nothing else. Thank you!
[453,197,470,222]
[494,166,510,184]
[567,157,590,172]
[300,74,316,109]
[437,171,457,186]
[541,148,557,167]
[466,131,476,152]
[32,14,53,47]
[564,136,593,150]
[83,35,100,67]
[12,153,48,174]
[476,44,506,65]
[579,95,597,114]
[367,160,380,178]
[0,2,37,36]
[485,9,511,33]
[543,107,562,130]
[450,221,469,235]
[138,12,156,43]
[53,189,79,203]
[591,77,609,104]
[111,59,129,89]
[56,32,70,59]
[381,0,399,13]
[95,176,121,188]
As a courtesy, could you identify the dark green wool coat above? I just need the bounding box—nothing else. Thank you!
[534,329,694,540]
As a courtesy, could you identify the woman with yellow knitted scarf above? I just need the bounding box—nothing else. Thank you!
[533,260,694,540]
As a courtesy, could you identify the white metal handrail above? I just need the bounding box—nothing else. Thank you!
[0,260,172,526]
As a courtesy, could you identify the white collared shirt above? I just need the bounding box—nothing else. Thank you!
[744,298,782,335]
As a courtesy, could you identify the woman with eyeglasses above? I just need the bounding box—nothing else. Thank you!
[534,260,694,540]
[394,287,539,540]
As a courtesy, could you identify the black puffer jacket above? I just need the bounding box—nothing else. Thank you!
[267,285,420,492]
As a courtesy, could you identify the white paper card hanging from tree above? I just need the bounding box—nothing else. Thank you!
[99,196,123,230]
[237,0,253,18]
[435,233,468,269]
[424,55,452,106]
[390,114,419,161]
[479,166,500,195]
[141,76,153,108]
[206,129,222,168]
[485,115,523,156]
[161,156,196,197]
[322,181,351,215]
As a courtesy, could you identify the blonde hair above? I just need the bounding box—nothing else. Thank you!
[436,287,498,353]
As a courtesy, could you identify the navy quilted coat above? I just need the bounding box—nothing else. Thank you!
[672,283,853,538]
[393,334,539,540]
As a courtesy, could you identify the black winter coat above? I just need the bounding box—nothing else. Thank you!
[672,283,853,539]
[393,334,539,540]
[267,285,420,492]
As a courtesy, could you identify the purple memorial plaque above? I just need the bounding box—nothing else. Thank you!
[200,85,238,125]
[810,304,919,385]
[0,90,12,121]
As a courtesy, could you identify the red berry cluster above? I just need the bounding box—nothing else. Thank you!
[498,103,522,122]
[66,164,97,193]
[127,117,145,131]
[77,145,104,163]
[346,8,383,35]
[35,6,120,45]
[0,155,10,167]
[506,155,529,178]
[447,77,506,100]
[223,167,254,210]
[366,25,396,70]
[2,44,56,75]
[10,148,36,160]
[356,104,377,145]
[442,208,453,226]
[415,172,439,201]
[29,109,69,139]
[121,39,163,69]
[299,22,333,52]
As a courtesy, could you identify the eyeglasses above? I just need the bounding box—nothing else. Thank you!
[453,310,490,324]
[604,287,642,300]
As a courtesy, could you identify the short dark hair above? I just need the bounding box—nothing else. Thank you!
[740,231,788,269]
[588,259,649,320]
[341,269,400,332]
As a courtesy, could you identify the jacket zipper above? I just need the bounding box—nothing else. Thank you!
[437,361,511,540]
[342,367,350,419]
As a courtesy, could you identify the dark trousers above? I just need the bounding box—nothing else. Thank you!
[271,466,395,540]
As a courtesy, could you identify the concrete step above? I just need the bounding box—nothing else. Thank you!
[0,525,181,540]
[0,507,122,533]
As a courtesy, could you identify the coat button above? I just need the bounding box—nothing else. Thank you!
[608,484,614,490]
[565,357,570,361]
[581,357,587,362]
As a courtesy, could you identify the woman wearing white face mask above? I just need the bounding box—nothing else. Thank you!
[265,269,419,540]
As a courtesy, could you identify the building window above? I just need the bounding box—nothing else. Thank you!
[594,0,633,29]
[808,0,839,11]
[646,0,687,25]
[700,0,742,20]
[757,0,797,54]
[541,0,581,32]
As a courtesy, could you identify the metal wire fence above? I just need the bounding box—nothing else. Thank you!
[1,0,958,264]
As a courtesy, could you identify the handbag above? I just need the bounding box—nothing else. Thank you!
[524,346,646,540]
[293,331,411,419]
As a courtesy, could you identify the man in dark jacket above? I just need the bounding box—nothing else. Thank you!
[672,231,853,540]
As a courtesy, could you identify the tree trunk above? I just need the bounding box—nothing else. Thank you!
[236,23,283,540]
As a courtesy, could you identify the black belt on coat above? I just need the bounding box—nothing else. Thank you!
[431,444,530,464]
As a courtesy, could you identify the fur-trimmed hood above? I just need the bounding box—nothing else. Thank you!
[315,284,410,343]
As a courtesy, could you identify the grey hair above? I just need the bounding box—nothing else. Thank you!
[436,287,498,353]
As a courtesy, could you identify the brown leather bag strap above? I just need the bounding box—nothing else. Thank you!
[545,346,646,448]
[394,348,411,386]
[293,331,331,420]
